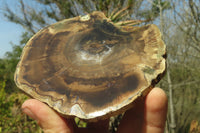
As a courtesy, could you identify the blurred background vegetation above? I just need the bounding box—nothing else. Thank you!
[0,0,200,133]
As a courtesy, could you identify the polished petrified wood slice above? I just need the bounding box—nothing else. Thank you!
[14,11,166,121]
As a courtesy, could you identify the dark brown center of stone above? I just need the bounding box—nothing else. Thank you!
[75,20,130,55]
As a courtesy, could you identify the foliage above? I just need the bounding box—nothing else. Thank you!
[0,0,200,132]
[0,32,29,93]
[1,0,164,132]
[0,80,41,132]
[137,0,171,20]
[161,63,200,133]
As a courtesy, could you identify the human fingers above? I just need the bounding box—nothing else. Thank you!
[116,93,145,133]
[143,87,168,133]
[22,99,74,133]
[117,87,167,133]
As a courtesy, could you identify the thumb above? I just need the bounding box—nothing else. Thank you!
[22,99,74,133]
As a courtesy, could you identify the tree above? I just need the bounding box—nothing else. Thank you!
[157,0,200,132]
[171,0,200,132]
[0,0,173,132]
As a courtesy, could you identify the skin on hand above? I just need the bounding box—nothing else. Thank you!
[22,87,168,133]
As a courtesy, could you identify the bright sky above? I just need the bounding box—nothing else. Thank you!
[0,0,24,58]
[0,0,55,58]
[0,18,23,58]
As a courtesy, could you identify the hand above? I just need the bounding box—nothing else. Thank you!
[22,87,168,133]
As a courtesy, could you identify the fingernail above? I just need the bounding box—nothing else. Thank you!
[22,107,37,120]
